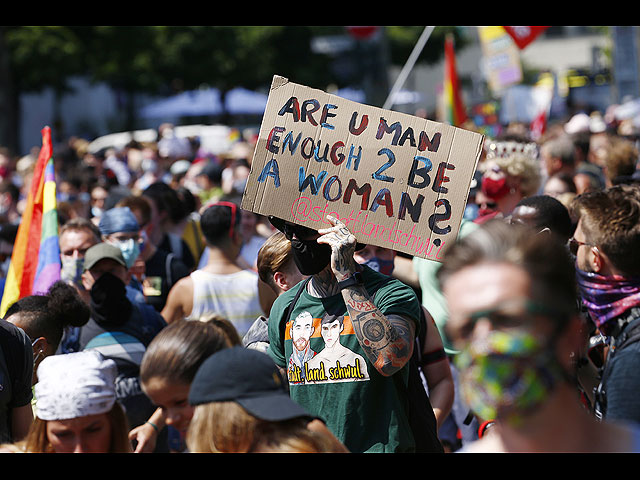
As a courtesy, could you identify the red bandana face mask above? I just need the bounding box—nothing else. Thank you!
[481,175,510,201]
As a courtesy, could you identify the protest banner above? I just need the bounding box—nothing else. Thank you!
[241,75,484,262]
[478,26,523,95]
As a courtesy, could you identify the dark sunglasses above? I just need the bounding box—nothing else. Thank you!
[567,237,593,256]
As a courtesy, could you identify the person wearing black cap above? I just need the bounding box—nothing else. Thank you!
[79,242,166,351]
[266,214,426,453]
[187,346,347,453]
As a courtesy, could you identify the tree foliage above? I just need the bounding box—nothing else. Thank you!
[0,26,466,151]
[4,26,462,96]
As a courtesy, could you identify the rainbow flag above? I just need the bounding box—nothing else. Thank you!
[1,126,61,316]
[443,34,467,127]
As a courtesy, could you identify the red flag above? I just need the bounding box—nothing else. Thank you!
[443,34,467,126]
[346,26,378,40]
[503,26,549,49]
[530,109,547,141]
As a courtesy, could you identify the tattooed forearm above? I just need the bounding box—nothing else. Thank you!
[309,269,341,297]
[346,298,377,311]
[345,286,414,376]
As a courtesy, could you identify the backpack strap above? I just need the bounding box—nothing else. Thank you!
[614,315,640,352]
[594,309,640,418]
[168,233,183,260]
[165,253,174,287]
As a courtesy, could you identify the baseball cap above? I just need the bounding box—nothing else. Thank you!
[84,242,127,271]
[188,346,312,422]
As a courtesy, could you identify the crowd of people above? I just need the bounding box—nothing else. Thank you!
[0,104,639,453]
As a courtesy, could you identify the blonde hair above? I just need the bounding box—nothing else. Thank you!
[493,153,542,197]
[187,401,261,453]
[249,421,342,453]
[187,401,345,454]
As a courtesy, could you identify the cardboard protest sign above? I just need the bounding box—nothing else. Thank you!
[241,75,484,261]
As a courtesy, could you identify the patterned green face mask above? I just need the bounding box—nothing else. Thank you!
[454,329,565,426]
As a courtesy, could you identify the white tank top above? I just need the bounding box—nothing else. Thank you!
[188,269,263,337]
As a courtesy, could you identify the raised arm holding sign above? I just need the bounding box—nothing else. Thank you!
[316,214,416,377]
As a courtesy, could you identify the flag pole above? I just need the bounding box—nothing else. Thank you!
[383,26,435,110]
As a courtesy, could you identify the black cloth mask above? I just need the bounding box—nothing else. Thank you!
[290,237,332,275]
[90,272,132,326]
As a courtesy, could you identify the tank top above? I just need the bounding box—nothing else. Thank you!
[187,269,262,337]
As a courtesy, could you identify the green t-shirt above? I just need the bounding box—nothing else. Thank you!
[267,266,421,453]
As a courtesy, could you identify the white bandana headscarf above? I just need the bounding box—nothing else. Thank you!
[35,351,118,421]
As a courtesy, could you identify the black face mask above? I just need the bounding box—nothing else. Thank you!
[90,272,132,326]
[290,237,332,275]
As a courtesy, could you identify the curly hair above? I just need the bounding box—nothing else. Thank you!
[493,153,542,198]
[4,280,90,349]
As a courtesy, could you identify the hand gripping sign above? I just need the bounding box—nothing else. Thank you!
[241,75,484,262]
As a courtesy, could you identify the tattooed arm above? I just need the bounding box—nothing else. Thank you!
[317,215,416,377]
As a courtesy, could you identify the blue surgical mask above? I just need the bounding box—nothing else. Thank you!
[91,206,103,218]
[113,238,140,269]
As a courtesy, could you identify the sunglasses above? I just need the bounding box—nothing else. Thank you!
[567,237,593,256]
[446,298,565,347]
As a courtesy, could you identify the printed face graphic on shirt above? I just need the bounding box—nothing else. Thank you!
[320,318,343,348]
[291,311,315,353]
[287,312,369,385]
